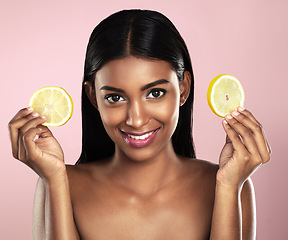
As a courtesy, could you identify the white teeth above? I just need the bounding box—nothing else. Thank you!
[127,131,154,140]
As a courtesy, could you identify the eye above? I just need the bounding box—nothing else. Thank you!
[147,89,166,99]
[105,94,125,103]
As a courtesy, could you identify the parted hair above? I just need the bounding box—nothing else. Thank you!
[76,9,196,164]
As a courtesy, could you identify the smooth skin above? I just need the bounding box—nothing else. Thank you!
[8,56,271,240]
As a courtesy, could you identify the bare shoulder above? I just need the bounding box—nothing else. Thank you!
[65,163,88,185]
[65,161,110,199]
[178,157,219,197]
[66,162,92,178]
[180,157,219,178]
[66,161,107,179]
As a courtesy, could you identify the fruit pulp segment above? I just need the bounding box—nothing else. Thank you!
[29,86,73,126]
[211,77,244,115]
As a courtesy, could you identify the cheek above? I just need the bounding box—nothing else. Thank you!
[149,92,180,126]
[98,106,126,128]
[95,93,126,129]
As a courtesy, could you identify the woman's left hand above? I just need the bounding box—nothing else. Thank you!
[217,107,271,188]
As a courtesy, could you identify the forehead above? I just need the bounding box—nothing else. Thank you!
[95,56,178,88]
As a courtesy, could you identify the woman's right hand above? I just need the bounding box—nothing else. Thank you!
[8,107,66,182]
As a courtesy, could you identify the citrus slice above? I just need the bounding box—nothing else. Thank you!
[207,74,245,117]
[29,86,73,127]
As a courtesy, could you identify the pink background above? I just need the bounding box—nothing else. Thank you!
[1,0,287,239]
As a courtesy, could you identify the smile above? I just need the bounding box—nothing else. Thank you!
[127,131,154,140]
[120,128,160,148]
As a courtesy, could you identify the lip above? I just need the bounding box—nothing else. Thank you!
[120,128,160,148]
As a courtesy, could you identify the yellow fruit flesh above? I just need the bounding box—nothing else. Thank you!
[207,74,244,117]
[29,87,73,127]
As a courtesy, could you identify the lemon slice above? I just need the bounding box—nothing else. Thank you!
[29,86,73,127]
[207,74,245,117]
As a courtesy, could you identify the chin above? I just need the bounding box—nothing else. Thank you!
[115,139,172,164]
[118,148,156,163]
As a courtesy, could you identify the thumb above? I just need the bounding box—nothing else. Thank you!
[36,125,54,139]
[22,127,47,162]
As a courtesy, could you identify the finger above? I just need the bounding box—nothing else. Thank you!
[233,109,271,163]
[37,125,53,139]
[9,107,34,123]
[237,107,260,125]
[19,115,47,138]
[224,114,260,158]
[9,109,38,159]
[18,116,47,161]
[8,107,34,143]
[238,107,271,155]
[222,118,248,155]
[22,127,47,163]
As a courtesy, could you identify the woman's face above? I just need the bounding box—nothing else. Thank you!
[87,56,190,162]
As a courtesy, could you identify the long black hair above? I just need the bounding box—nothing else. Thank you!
[76,9,196,164]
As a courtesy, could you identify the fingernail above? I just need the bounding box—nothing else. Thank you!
[238,106,245,112]
[232,111,240,116]
[41,116,46,119]
[31,112,39,117]
[223,119,228,124]
[27,107,33,111]
[226,114,233,119]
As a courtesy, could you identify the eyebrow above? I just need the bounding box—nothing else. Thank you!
[140,79,169,91]
[99,86,125,93]
[100,79,169,93]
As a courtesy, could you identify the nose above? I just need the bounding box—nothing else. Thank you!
[125,100,150,129]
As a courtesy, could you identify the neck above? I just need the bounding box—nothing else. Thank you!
[109,142,182,197]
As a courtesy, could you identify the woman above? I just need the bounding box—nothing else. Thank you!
[8,9,271,239]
